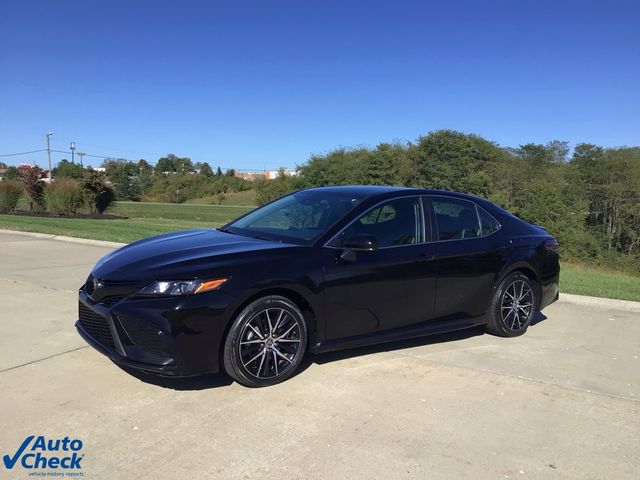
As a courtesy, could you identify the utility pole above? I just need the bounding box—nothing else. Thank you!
[70,141,76,163]
[77,152,85,167]
[46,132,53,180]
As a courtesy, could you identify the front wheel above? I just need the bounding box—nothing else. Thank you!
[486,272,537,337]
[223,295,307,387]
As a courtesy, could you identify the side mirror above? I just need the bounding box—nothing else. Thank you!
[344,233,379,251]
[340,234,378,262]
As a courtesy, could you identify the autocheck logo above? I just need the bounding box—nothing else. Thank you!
[3,435,84,471]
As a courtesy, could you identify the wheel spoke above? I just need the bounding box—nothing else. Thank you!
[240,339,264,345]
[257,349,267,377]
[243,349,265,368]
[275,324,296,341]
[248,324,265,340]
[273,347,293,363]
[272,350,279,376]
[273,309,285,334]
[266,309,274,336]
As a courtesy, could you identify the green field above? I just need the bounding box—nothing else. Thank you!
[0,202,253,243]
[1,201,638,301]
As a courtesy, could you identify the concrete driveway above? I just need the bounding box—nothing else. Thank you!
[1,231,638,479]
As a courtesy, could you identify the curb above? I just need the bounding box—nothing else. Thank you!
[2,228,639,312]
[0,229,126,248]
[559,293,640,313]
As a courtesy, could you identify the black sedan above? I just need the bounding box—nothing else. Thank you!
[77,186,559,387]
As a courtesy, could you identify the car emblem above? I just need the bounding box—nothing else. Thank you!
[86,276,102,297]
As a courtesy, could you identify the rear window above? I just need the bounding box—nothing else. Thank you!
[432,198,480,240]
[430,197,501,240]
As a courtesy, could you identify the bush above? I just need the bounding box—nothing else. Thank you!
[81,170,115,214]
[44,179,82,214]
[0,180,23,213]
[21,166,46,211]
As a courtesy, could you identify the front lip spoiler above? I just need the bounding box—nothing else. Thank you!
[76,321,181,376]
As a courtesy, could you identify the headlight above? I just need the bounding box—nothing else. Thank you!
[138,278,228,296]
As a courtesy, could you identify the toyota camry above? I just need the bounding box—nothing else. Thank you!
[77,186,559,387]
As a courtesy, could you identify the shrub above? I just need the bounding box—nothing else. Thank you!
[81,170,115,214]
[44,179,82,214]
[0,180,23,213]
[21,166,46,211]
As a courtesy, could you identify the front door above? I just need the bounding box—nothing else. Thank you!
[322,196,437,340]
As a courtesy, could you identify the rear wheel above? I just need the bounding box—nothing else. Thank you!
[486,272,537,337]
[223,295,307,387]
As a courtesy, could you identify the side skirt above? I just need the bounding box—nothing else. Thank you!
[311,316,488,355]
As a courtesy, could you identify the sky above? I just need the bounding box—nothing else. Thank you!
[1,0,639,170]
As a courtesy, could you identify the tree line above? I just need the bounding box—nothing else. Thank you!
[258,130,640,272]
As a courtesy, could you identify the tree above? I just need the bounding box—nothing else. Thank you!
[225,168,236,177]
[53,159,84,180]
[0,162,7,169]
[106,162,141,201]
[412,130,505,196]
[81,170,115,214]
[2,166,21,181]
[155,154,177,174]
[200,162,214,177]
[216,166,223,177]
[138,159,153,175]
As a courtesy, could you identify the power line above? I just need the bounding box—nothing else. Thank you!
[0,148,46,157]
[1,146,281,173]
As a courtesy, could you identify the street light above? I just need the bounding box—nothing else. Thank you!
[70,141,76,164]
[46,132,53,180]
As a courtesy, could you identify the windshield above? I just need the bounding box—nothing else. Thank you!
[223,190,367,244]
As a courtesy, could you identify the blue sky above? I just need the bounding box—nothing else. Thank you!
[1,0,638,170]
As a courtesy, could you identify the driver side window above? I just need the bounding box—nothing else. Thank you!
[330,197,424,248]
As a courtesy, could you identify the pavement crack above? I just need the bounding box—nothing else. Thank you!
[0,346,89,374]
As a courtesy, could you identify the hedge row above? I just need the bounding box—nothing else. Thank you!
[0,171,115,215]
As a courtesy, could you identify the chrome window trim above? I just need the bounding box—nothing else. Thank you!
[323,195,427,250]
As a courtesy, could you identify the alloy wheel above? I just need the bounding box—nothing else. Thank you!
[238,307,302,379]
[500,279,534,331]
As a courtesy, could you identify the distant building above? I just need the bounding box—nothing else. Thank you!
[265,169,298,179]
[234,171,266,181]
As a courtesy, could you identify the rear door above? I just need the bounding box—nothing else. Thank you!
[426,195,507,320]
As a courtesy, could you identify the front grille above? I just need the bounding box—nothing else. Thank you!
[120,317,171,357]
[78,302,115,348]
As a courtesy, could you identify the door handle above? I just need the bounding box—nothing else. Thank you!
[413,254,435,264]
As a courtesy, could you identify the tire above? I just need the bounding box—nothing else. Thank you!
[223,295,308,387]
[486,272,537,337]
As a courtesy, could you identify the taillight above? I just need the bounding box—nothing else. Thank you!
[543,238,558,253]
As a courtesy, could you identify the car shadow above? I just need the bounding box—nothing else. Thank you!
[117,364,233,390]
[120,311,549,390]
[304,325,485,370]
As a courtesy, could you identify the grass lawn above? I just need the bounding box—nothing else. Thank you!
[1,202,638,301]
[0,202,253,243]
[560,264,640,302]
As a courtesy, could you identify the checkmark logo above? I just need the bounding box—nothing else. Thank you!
[3,435,34,469]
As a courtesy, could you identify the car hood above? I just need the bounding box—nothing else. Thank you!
[92,228,291,281]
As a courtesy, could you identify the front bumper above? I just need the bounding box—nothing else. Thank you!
[77,288,238,376]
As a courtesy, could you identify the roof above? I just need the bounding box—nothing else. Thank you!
[302,185,485,201]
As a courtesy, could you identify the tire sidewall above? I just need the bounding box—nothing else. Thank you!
[223,295,308,387]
